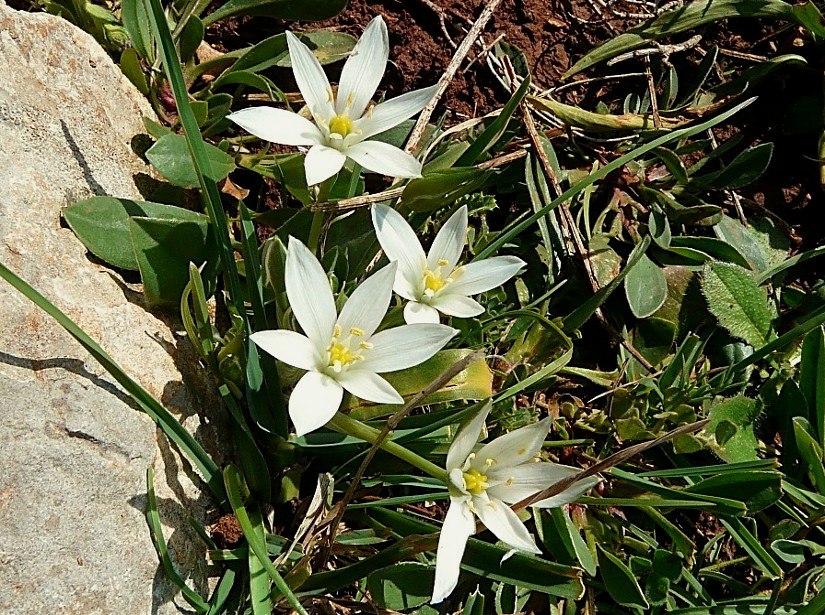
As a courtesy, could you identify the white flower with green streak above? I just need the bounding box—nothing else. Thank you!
[228,16,436,186]
[250,237,456,436]
[372,204,526,324]
[432,402,599,604]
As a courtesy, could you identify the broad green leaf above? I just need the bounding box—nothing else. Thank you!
[402,167,492,213]
[204,0,347,26]
[705,397,760,463]
[146,133,236,188]
[63,196,206,270]
[645,550,682,607]
[121,0,152,60]
[346,350,493,420]
[598,546,649,609]
[701,262,773,348]
[714,215,790,273]
[624,254,667,318]
[634,317,676,366]
[706,143,773,189]
[129,216,217,307]
[793,417,825,494]
[120,47,148,94]
[366,563,433,610]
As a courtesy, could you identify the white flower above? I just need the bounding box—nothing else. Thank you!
[227,16,437,187]
[371,204,526,324]
[250,237,456,436]
[432,402,600,604]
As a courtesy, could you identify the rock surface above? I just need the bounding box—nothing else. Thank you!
[0,2,222,613]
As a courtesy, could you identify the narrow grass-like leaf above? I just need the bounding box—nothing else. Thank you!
[475,99,754,260]
[0,262,226,503]
[146,468,210,613]
[223,465,308,614]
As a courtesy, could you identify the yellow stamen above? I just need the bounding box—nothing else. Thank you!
[349,327,364,336]
[329,114,354,138]
[463,468,489,496]
[423,269,446,294]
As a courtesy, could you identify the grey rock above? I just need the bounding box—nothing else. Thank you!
[0,2,223,613]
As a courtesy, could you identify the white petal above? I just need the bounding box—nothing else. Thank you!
[286,31,335,125]
[356,84,438,139]
[305,144,346,186]
[432,497,475,604]
[473,418,552,472]
[336,262,396,338]
[337,15,388,118]
[289,371,343,436]
[487,462,598,507]
[285,236,337,345]
[446,256,526,296]
[403,301,440,324]
[346,140,422,179]
[532,477,600,508]
[474,495,540,554]
[336,369,403,405]
[250,329,320,371]
[430,294,483,318]
[446,401,492,472]
[359,323,456,372]
[371,204,426,299]
[227,107,322,146]
[427,205,467,271]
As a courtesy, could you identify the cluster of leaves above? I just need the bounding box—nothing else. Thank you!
[4,0,825,612]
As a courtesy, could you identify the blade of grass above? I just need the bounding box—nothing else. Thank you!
[0,262,226,504]
[146,468,210,613]
[223,465,308,615]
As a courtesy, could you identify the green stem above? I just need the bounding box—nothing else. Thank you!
[307,210,325,254]
[327,413,449,483]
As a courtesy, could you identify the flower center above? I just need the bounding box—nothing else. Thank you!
[422,259,453,299]
[462,468,489,496]
[326,325,371,373]
[329,114,354,138]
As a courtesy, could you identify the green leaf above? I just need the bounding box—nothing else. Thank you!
[800,326,825,446]
[402,167,492,213]
[793,417,825,494]
[129,216,217,308]
[598,546,649,609]
[624,254,668,318]
[146,133,236,188]
[346,349,493,420]
[707,143,774,189]
[705,396,760,463]
[203,0,347,26]
[121,0,152,60]
[714,215,789,273]
[120,48,148,95]
[686,471,782,512]
[366,563,434,610]
[634,317,676,366]
[701,262,773,348]
[63,196,205,270]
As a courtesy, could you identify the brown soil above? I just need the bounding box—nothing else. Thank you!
[210,512,244,548]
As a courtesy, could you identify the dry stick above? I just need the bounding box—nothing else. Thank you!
[644,56,662,130]
[307,149,527,212]
[405,0,505,154]
[317,350,487,566]
[510,418,710,512]
[521,96,656,372]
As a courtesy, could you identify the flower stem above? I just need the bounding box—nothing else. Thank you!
[328,413,449,483]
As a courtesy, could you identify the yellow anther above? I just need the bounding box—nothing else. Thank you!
[333,324,342,337]
[359,341,374,350]
[423,269,446,294]
[485,458,495,467]
[349,327,364,336]
[462,468,489,496]
[437,258,449,267]
[329,114,354,137]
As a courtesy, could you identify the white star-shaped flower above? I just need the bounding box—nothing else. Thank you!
[228,16,437,186]
[372,204,526,324]
[250,237,456,436]
[432,402,600,604]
